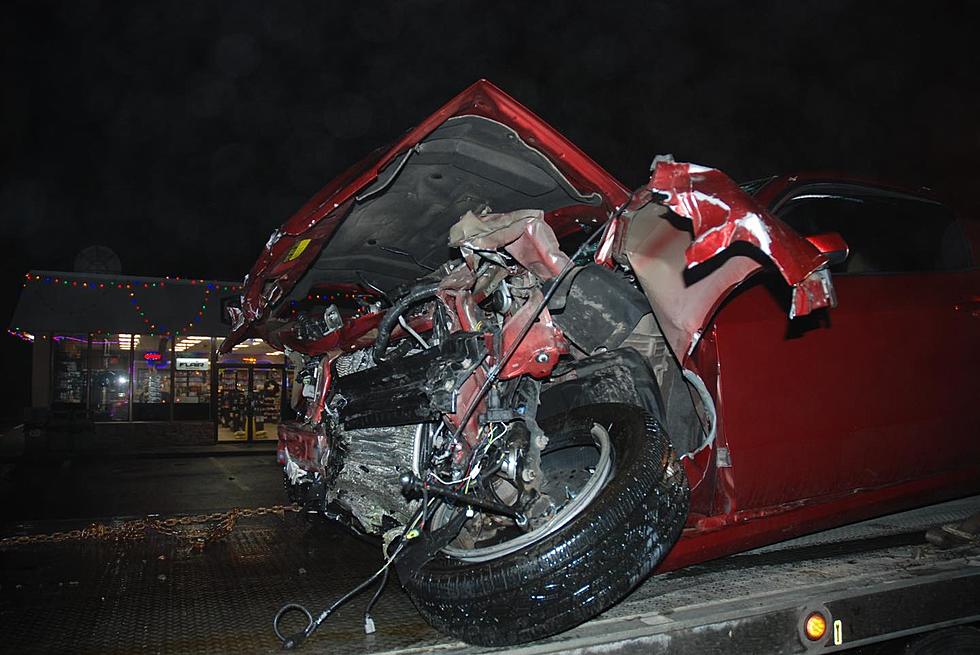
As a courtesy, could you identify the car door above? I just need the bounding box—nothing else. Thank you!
[708,182,979,510]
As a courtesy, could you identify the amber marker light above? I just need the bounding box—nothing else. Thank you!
[804,611,828,641]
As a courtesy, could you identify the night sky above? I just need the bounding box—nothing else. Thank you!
[1,0,977,421]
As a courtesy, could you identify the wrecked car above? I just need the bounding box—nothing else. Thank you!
[221,80,980,646]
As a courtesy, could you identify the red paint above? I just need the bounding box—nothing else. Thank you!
[278,422,318,466]
[644,161,836,319]
[659,466,980,572]
[495,290,568,381]
[221,80,628,354]
[250,83,979,576]
[804,231,848,260]
[702,267,980,512]
[446,370,486,448]
[307,355,337,425]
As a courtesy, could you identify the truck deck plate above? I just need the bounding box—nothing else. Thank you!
[1,496,978,654]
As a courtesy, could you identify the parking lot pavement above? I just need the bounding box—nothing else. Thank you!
[0,453,446,654]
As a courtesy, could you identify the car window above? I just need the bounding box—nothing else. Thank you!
[775,191,973,274]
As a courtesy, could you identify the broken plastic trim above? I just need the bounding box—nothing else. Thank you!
[679,369,717,459]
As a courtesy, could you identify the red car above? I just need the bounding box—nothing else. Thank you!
[221,80,980,647]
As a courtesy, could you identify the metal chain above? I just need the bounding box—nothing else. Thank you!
[0,504,302,550]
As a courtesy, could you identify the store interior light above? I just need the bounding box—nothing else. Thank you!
[176,336,209,352]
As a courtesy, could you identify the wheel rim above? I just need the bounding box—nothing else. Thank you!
[433,422,613,563]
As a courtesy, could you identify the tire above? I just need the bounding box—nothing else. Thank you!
[400,402,689,646]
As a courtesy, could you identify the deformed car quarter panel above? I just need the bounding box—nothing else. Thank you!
[618,160,838,358]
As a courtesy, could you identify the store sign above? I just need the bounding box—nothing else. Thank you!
[143,352,162,362]
[176,357,210,371]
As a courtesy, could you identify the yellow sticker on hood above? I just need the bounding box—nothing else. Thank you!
[283,238,311,262]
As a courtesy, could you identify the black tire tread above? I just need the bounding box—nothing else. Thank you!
[401,404,689,646]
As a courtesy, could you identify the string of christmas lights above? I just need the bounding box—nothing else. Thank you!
[12,274,381,341]
[11,273,244,341]
[290,291,377,318]
[127,286,212,335]
[21,272,241,293]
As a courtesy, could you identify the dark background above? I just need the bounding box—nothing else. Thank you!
[1,0,977,424]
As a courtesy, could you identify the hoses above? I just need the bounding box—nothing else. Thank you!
[362,566,389,635]
[398,315,430,349]
[372,282,440,362]
[273,540,406,650]
[273,498,437,649]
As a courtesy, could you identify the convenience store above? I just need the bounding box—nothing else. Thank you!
[8,271,290,446]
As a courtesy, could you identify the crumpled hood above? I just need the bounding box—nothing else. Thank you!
[222,85,837,360]
[220,80,628,353]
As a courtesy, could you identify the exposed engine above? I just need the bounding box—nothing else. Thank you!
[236,85,839,647]
[278,207,702,547]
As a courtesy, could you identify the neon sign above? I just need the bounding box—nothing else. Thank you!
[143,352,162,362]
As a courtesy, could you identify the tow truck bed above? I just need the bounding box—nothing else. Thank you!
[423,494,980,654]
[2,495,977,653]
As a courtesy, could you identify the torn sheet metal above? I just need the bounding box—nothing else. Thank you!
[646,161,836,319]
[621,161,837,358]
[449,209,572,280]
[222,81,630,354]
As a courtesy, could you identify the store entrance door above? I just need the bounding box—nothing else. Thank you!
[217,365,284,442]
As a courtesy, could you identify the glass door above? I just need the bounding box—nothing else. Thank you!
[251,368,283,440]
[217,367,249,441]
[216,365,284,442]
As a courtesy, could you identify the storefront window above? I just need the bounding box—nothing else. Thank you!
[52,334,87,405]
[174,336,212,420]
[218,338,284,365]
[88,333,131,421]
[133,334,172,421]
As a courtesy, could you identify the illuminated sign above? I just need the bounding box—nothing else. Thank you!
[143,352,162,362]
[176,358,210,371]
[242,356,257,364]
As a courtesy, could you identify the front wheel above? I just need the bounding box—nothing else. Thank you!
[400,403,690,646]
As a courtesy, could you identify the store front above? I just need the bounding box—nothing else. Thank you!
[8,270,291,448]
[215,339,287,442]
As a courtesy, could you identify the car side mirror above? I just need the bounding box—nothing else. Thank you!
[805,232,849,267]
